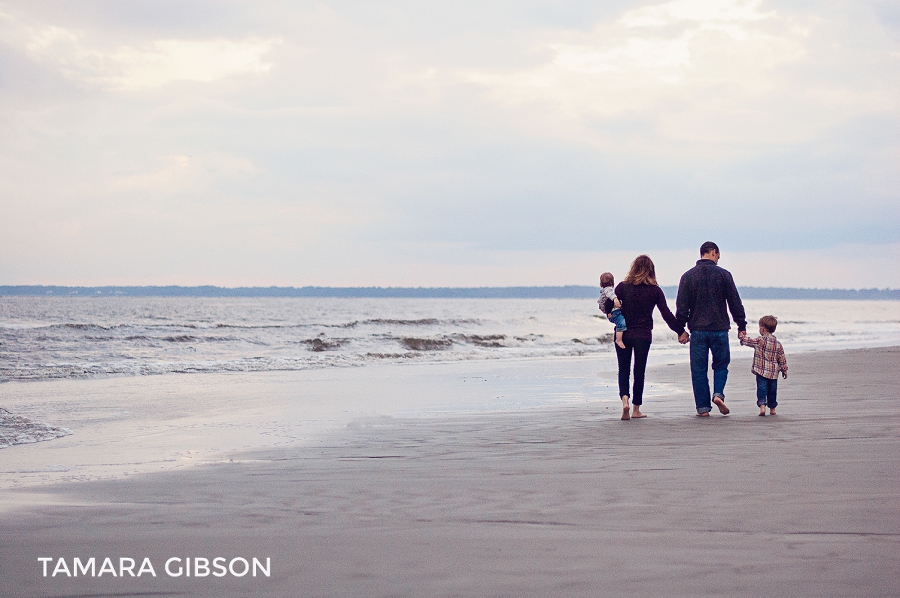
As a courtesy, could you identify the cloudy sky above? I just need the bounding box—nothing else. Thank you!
[1,0,897,288]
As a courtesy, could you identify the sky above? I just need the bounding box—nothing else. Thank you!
[0,0,897,288]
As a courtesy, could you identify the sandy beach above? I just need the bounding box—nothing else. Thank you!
[1,346,898,597]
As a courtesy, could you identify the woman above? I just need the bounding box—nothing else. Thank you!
[614,255,685,420]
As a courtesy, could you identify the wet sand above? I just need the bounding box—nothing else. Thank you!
[1,346,898,597]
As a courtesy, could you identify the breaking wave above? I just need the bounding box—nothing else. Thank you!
[1,296,897,383]
[0,408,72,449]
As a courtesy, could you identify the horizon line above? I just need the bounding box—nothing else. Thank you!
[1,284,898,300]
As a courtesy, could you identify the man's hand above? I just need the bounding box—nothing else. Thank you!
[738,330,747,340]
[678,332,690,344]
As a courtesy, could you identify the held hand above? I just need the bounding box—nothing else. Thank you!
[678,331,690,344]
[738,330,747,340]
[613,298,621,309]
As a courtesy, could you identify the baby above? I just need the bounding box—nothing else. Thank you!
[598,272,626,349]
[740,315,788,416]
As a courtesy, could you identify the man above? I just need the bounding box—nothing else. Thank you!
[676,241,747,416]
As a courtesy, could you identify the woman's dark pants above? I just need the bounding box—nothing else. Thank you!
[616,337,652,405]
[756,374,778,408]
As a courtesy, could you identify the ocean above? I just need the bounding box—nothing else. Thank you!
[1,296,898,451]
[2,296,898,383]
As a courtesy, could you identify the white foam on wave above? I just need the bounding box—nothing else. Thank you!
[1,297,898,383]
[0,410,72,449]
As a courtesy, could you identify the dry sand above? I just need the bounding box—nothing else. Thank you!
[1,346,898,597]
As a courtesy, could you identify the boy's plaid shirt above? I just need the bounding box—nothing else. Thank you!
[740,334,787,379]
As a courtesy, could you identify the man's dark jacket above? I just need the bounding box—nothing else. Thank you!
[676,259,747,332]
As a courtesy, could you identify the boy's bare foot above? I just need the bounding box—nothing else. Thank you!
[713,396,730,415]
[759,406,767,416]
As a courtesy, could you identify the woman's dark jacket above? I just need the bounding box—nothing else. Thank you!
[615,282,684,343]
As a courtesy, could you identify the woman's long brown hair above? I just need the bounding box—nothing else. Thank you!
[623,254,658,286]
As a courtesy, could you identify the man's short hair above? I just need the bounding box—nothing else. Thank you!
[700,241,720,256]
[759,315,778,333]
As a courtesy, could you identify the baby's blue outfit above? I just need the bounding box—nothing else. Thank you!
[608,309,627,333]
[598,286,627,333]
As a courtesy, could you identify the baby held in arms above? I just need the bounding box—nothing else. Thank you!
[598,272,626,349]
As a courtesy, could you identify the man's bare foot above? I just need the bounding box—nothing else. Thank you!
[713,396,730,415]
[696,412,710,417]
[615,333,625,350]
[759,406,767,416]
[632,407,646,418]
[769,408,776,415]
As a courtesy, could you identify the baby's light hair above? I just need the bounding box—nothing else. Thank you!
[759,315,778,333]
[599,272,614,287]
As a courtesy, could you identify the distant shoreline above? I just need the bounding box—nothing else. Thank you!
[1,285,898,300]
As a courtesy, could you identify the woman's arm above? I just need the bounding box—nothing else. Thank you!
[655,287,685,335]
[614,283,626,312]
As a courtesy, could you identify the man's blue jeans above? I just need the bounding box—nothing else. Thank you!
[690,330,730,413]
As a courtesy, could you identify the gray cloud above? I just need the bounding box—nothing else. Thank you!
[0,1,897,286]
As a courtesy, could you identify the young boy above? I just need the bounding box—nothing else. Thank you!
[740,315,788,416]
[597,272,626,349]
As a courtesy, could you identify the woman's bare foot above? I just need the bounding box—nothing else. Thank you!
[759,406,767,416]
[631,407,646,418]
[621,396,630,420]
[615,332,625,350]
